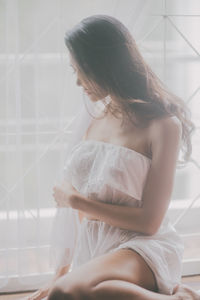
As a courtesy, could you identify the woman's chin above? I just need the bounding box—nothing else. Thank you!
[87,94,99,101]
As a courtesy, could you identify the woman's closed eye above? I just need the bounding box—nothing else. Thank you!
[69,64,76,73]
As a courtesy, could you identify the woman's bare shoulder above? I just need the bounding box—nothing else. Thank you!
[147,115,182,156]
[149,115,182,138]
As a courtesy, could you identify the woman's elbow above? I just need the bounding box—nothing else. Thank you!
[143,220,161,236]
[144,227,157,236]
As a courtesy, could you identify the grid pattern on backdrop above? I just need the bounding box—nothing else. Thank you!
[0,0,200,293]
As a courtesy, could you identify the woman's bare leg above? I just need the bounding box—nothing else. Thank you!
[91,281,200,300]
[47,248,160,300]
[47,248,199,300]
[48,282,200,300]
[48,280,200,300]
[91,279,175,300]
[49,280,174,300]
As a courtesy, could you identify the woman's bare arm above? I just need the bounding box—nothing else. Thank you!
[69,117,182,236]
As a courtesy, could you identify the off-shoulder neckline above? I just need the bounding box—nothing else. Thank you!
[79,139,152,162]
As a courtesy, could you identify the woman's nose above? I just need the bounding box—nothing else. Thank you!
[76,77,81,86]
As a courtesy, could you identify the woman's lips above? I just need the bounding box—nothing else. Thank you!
[85,89,92,94]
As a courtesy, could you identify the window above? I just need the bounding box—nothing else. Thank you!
[0,0,199,292]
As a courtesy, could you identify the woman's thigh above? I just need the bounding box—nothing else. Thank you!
[51,248,158,295]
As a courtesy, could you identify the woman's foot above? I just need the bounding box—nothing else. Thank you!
[173,284,200,300]
[20,287,49,300]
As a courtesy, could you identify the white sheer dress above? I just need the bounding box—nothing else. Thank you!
[50,136,184,295]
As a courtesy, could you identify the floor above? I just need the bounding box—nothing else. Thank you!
[0,276,199,300]
[181,275,200,291]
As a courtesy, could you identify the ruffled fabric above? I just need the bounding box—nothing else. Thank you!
[50,139,184,295]
[65,139,151,202]
[49,207,80,271]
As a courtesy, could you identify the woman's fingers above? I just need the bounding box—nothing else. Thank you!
[52,181,79,208]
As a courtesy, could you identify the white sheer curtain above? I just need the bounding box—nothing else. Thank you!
[0,0,199,293]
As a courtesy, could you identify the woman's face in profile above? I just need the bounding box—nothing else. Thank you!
[69,56,108,102]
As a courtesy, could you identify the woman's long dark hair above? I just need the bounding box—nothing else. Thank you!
[65,14,195,167]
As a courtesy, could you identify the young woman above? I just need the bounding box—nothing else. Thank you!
[26,14,200,300]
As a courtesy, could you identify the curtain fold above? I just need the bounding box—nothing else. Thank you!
[0,0,199,293]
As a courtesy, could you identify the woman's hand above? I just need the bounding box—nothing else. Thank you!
[52,180,80,208]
